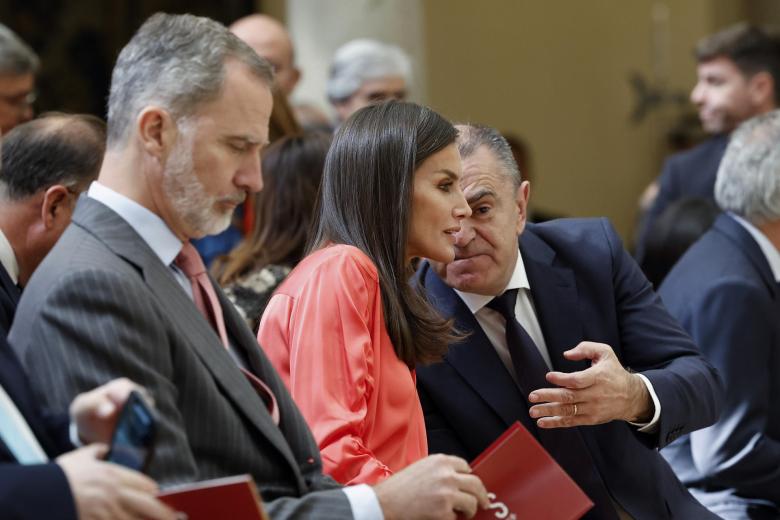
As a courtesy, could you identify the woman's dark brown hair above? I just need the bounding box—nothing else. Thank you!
[213,132,332,284]
[309,100,458,367]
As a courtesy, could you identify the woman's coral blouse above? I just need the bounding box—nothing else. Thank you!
[257,245,427,485]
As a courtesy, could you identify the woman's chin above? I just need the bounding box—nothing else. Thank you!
[425,248,455,265]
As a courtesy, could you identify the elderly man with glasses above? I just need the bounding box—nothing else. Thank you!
[0,24,37,134]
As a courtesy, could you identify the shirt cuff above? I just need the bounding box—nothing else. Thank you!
[343,484,383,520]
[628,373,661,433]
[68,421,84,448]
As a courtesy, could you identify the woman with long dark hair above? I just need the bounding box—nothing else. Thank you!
[257,101,470,485]
[212,132,331,331]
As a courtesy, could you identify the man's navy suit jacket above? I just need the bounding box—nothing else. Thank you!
[0,337,76,520]
[417,218,723,520]
[0,262,20,336]
[635,134,729,262]
[659,214,780,515]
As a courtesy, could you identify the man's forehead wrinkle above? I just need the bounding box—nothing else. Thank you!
[464,184,497,204]
[462,169,500,190]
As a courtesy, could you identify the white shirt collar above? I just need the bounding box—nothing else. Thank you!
[0,228,19,284]
[730,213,780,283]
[454,249,529,314]
[87,181,183,266]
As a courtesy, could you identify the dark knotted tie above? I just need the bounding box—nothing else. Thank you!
[487,289,619,519]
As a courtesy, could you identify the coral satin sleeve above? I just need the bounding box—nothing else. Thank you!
[257,246,427,485]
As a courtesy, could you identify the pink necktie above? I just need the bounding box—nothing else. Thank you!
[176,242,279,424]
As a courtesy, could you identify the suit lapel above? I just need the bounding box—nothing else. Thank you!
[72,197,301,473]
[0,262,21,332]
[715,214,778,296]
[424,266,535,432]
[0,339,62,458]
[0,264,20,307]
[520,230,588,373]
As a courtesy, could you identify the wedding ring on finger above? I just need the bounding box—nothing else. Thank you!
[573,404,578,416]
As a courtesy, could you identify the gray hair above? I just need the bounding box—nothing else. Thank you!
[715,109,780,224]
[0,23,39,75]
[455,124,522,187]
[326,39,411,102]
[106,12,274,148]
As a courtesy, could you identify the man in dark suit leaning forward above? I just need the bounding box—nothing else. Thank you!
[416,124,723,519]
[9,12,487,520]
[660,110,780,519]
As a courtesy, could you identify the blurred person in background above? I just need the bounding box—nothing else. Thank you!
[213,132,331,332]
[639,197,719,289]
[327,39,411,124]
[230,14,300,97]
[660,110,780,520]
[636,23,780,262]
[0,23,37,134]
[0,113,105,334]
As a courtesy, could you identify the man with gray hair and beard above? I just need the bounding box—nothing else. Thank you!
[9,12,487,520]
[660,110,780,519]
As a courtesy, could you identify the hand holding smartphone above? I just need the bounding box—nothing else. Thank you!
[105,389,157,472]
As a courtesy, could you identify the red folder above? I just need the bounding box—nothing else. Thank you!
[158,474,269,520]
[468,422,593,520]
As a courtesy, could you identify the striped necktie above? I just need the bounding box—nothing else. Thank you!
[175,242,279,424]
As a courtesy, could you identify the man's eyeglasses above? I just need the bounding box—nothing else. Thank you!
[0,90,37,110]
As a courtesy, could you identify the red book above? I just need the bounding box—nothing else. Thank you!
[158,474,269,520]
[468,422,593,520]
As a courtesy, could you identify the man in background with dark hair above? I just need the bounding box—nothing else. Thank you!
[0,23,38,134]
[0,113,105,334]
[636,23,779,261]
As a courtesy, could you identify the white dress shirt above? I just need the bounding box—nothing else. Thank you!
[87,181,381,519]
[454,248,661,432]
[0,228,19,285]
[731,213,780,282]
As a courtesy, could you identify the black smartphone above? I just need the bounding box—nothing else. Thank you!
[105,389,157,472]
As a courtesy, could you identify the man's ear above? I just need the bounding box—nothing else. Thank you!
[748,71,775,110]
[290,67,301,91]
[40,185,71,229]
[515,180,531,235]
[136,107,177,161]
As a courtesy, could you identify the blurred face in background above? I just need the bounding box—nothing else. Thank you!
[691,56,766,134]
[334,76,407,122]
[0,72,35,133]
[230,16,300,96]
